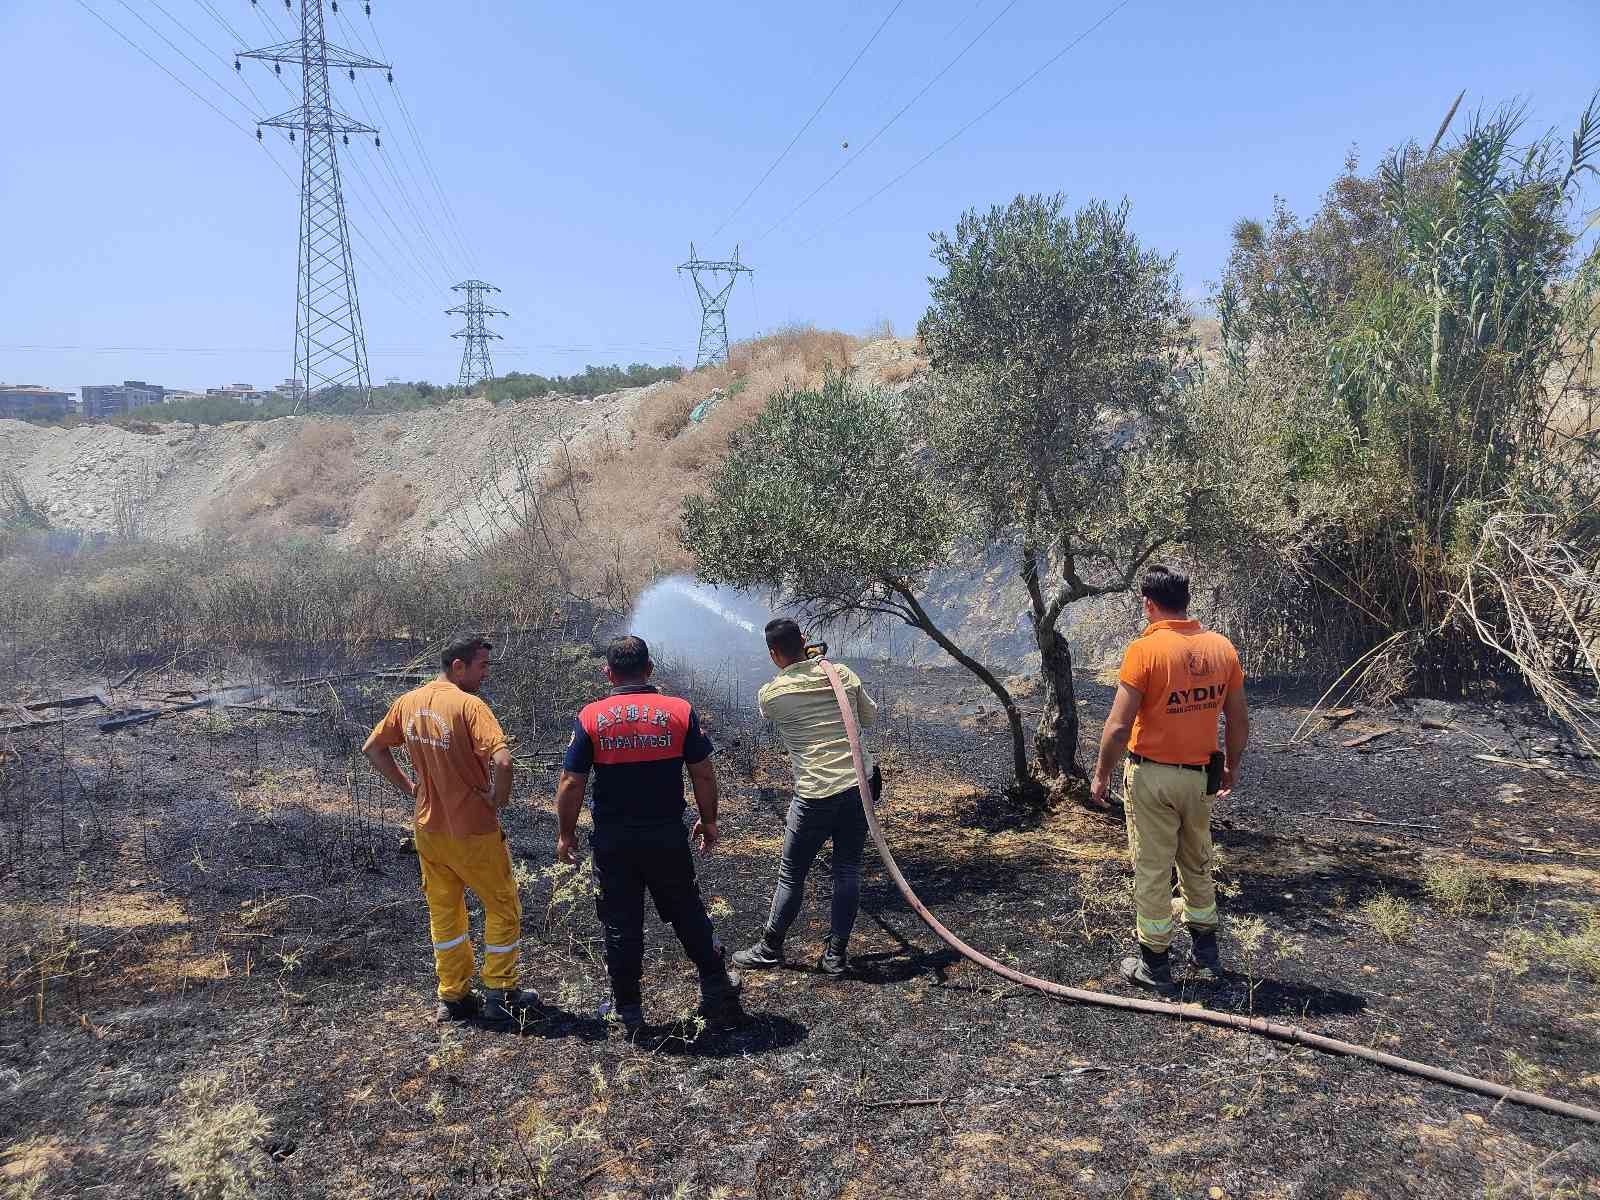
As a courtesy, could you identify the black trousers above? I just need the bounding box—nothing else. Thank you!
[593,827,721,1007]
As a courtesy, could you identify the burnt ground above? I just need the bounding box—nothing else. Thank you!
[2,649,1599,1199]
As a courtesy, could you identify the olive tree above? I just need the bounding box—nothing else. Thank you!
[680,373,1046,783]
[915,194,1196,783]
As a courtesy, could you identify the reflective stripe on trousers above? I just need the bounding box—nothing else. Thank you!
[1123,759,1219,952]
[415,827,524,1000]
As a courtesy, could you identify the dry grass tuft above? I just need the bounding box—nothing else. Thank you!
[1550,909,1600,980]
[1360,892,1415,943]
[352,471,420,546]
[1423,861,1507,917]
[151,1073,271,1200]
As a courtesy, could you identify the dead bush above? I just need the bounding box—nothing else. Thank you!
[729,323,855,375]
[879,359,920,385]
[519,329,859,605]
[209,419,357,539]
[357,471,420,544]
[647,374,726,439]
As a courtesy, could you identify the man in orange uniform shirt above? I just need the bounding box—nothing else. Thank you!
[363,636,543,1025]
[1091,567,1249,990]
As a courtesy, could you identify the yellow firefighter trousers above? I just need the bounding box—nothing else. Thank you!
[1123,759,1219,952]
[414,827,522,1000]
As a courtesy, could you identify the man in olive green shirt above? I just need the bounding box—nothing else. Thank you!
[733,618,880,977]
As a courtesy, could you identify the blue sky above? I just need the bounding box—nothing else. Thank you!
[2,0,1596,393]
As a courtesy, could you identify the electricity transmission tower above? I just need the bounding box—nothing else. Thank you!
[678,243,752,368]
[447,279,507,391]
[240,3,390,409]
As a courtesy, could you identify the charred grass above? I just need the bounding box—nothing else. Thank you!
[3,645,1600,1197]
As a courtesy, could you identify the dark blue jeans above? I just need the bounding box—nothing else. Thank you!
[765,768,880,946]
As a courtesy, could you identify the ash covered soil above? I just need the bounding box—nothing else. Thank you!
[2,650,1599,1199]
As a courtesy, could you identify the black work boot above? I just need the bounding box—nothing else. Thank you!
[597,998,645,1037]
[482,987,544,1027]
[1120,945,1176,991]
[434,991,482,1023]
[816,935,849,977]
[697,958,744,1018]
[1189,929,1222,983]
[731,931,783,970]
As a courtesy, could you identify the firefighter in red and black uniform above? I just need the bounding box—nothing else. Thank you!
[554,635,741,1034]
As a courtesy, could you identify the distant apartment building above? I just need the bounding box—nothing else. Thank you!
[80,380,166,419]
[277,377,305,401]
[205,382,271,406]
[0,385,73,420]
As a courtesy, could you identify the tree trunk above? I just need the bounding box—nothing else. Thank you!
[1033,622,1083,781]
[892,582,1032,784]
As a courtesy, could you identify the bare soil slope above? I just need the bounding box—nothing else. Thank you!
[0,384,663,551]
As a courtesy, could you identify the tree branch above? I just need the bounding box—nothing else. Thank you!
[1020,539,1046,620]
[1040,536,1169,630]
[890,577,1032,781]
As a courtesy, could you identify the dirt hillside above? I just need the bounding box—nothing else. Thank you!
[0,337,1091,667]
[0,384,665,552]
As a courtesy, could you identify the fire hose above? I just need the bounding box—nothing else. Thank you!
[814,658,1600,1127]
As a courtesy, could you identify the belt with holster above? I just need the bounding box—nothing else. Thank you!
[1127,752,1204,773]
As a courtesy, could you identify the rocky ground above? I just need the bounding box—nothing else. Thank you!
[2,643,1598,1199]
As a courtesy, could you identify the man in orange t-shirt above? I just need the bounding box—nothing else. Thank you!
[1091,566,1249,990]
[363,636,542,1026]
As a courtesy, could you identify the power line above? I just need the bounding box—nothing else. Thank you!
[339,148,451,297]
[345,70,468,284]
[334,16,442,211]
[709,0,907,240]
[105,0,257,121]
[941,0,995,45]
[190,0,297,103]
[796,0,1135,247]
[188,0,249,47]
[73,0,428,319]
[753,0,1025,242]
[139,0,275,115]
[249,0,292,45]
[351,11,481,273]
[73,0,254,138]
[357,138,458,285]
[309,96,450,297]
[335,57,463,286]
